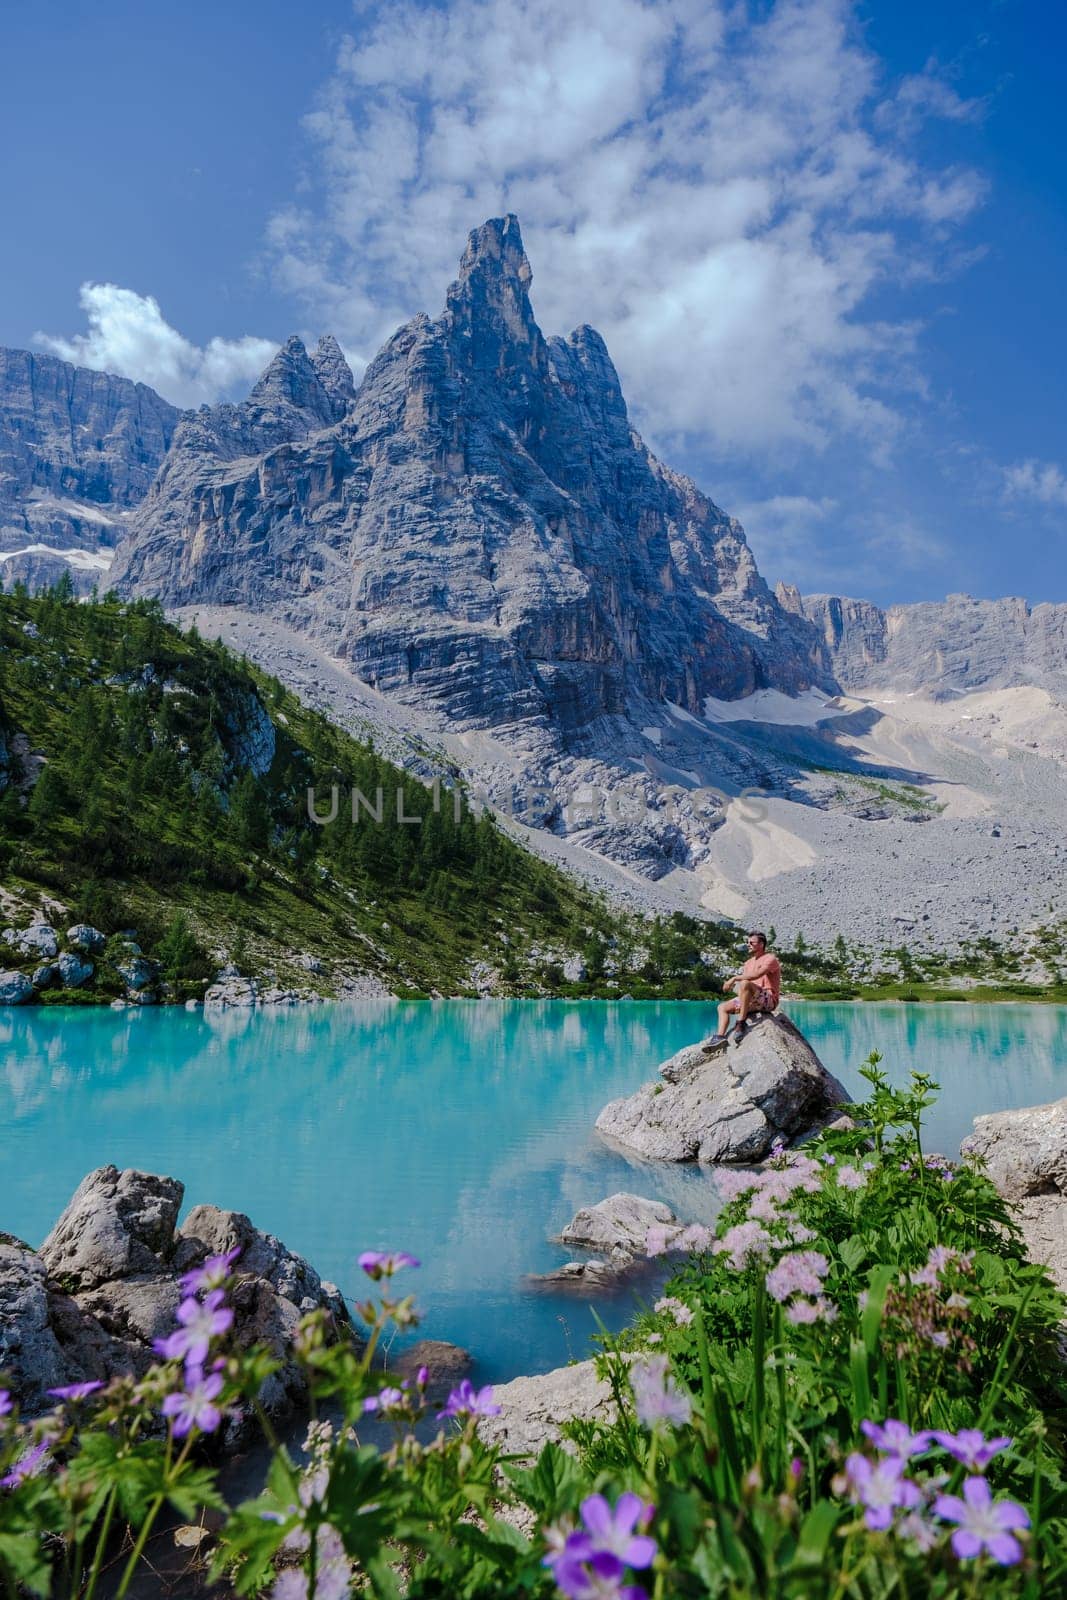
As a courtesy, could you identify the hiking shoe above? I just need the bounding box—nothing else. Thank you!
[732,1022,749,1044]
[706,1032,730,1049]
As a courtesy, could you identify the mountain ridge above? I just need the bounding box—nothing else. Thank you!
[108,215,832,739]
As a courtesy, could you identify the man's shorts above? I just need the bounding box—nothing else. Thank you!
[726,988,776,1013]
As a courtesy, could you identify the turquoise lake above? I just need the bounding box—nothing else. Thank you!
[3,1000,1066,1383]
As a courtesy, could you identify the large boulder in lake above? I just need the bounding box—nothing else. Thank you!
[557,1193,683,1256]
[3,1166,351,1419]
[962,1097,1067,1294]
[40,1166,184,1289]
[595,1014,847,1163]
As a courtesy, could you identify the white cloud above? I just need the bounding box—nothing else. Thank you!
[1003,459,1067,510]
[35,283,277,408]
[267,0,985,455]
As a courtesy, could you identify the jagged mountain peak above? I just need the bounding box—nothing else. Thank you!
[110,218,831,735]
[311,335,356,411]
[248,335,336,423]
[444,214,545,381]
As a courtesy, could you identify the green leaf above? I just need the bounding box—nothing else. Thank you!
[838,1234,867,1273]
[792,1501,842,1569]
[861,1265,896,1357]
[0,1530,54,1597]
[166,1462,228,1521]
[503,1441,583,1516]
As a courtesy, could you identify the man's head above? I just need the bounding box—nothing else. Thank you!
[747,930,768,954]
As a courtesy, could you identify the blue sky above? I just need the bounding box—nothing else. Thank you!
[1,0,1064,606]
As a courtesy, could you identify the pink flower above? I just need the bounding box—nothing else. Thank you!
[785,1296,837,1325]
[644,1225,675,1257]
[713,1221,772,1270]
[836,1165,866,1190]
[630,1356,691,1429]
[765,1251,829,1303]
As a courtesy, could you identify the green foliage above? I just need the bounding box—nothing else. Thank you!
[1,589,721,998]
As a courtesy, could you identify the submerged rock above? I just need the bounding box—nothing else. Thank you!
[962,1097,1067,1294]
[3,1166,351,1419]
[595,1013,847,1164]
[557,1193,683,1257]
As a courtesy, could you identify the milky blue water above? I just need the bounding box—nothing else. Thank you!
[3,999,1066,1383]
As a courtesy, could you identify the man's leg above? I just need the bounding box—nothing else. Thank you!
[735,978,758,1025]
[713,997,739,1043]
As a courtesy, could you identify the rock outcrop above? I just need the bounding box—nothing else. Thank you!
[1,1166,349,1417]
[476,1358,623,1459]
[962,1098,1067,1294]
[789,588,1067,696]
[557,1193,683,1256]
[110,216,830,740]
[0,347,180,592]
[595,1014,847,1163]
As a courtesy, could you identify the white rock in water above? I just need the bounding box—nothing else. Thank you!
[595,1013,847,1164]
[557,1193,682,1257]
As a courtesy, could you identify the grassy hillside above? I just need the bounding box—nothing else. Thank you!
[0,582,736,1002]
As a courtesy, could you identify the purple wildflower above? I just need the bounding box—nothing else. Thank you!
[579,1493,657,1569]
[438,1379,501,1419]
[544,1492,656,1600]
[861,1420,933,1460]
[153,1289,233,1366]
[630,1356,692,1429]
[714,1169,760,1202]
[932,1429,1012,1471]
[358,1250,420,1280]
[0,1441,51,1489]
[934,1477,1029,1564]
[47,1381,104,1403]
[179,1246,241,1297]
[785,1295,838,1324]
[362,1385,406,1414]
[677,1223,714,1253]
[644,1224,675,1257]
[0,1391,13,1418]
[162,1368,224,1437]
[837,1165,866,1190]
[415,1365,429,1386]
[271,1524,351,1600]
[765,1250,829,1303]
[843,1453,921,1531]
[653,1296,694,1327]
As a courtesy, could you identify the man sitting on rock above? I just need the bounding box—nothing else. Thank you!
[709,930,781,1047]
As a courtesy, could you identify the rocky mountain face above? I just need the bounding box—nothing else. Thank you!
[110,217,830,740]
[780,585,1067,695]
[0,348,181,592]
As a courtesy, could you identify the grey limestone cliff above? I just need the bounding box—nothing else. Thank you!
[110,217,830,740]
[0,348,180,592]
[784,586,1067,695]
